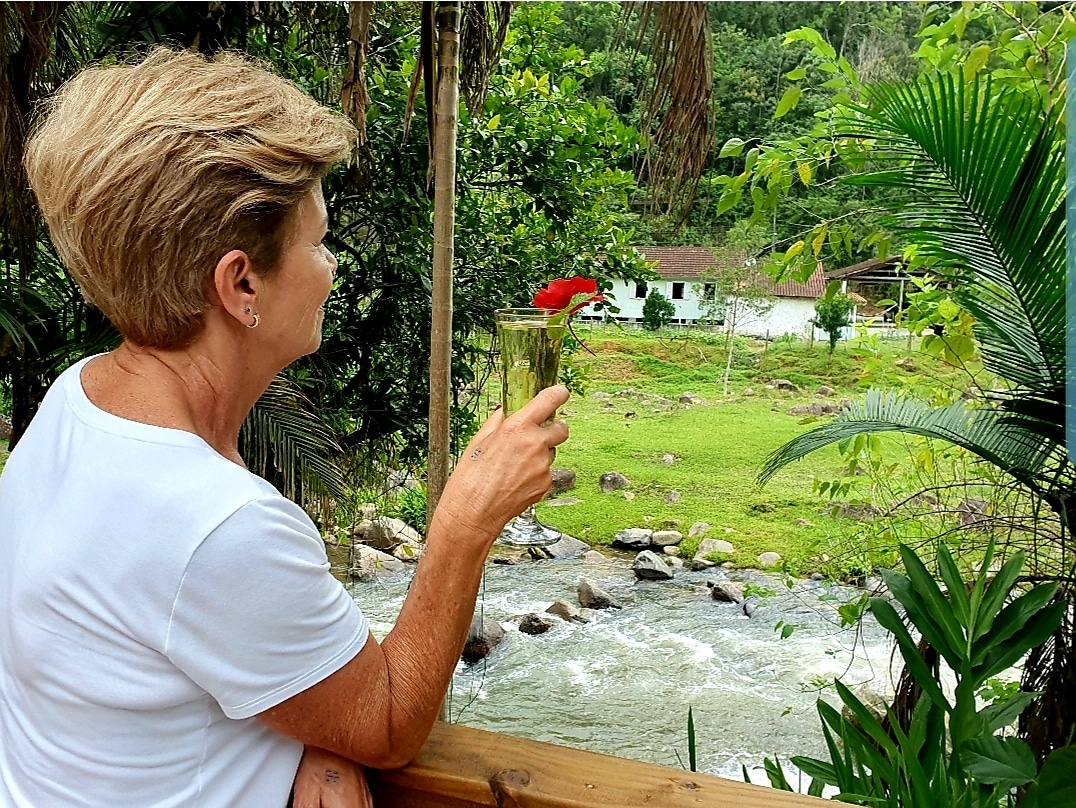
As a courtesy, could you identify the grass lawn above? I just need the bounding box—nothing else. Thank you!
[530,325,987,572]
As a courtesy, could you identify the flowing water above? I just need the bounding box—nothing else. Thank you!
[345,553,898,784]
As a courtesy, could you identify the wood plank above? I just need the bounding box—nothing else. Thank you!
[367,722,827,807]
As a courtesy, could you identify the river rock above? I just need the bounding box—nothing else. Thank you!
[667,556,684,568]
[356,502,378,520]
[651,530,683,547]
[599,472,631,493]
[688,521,710,538]
[697,538,735,556]
[550,468,577,496]
[758,551,782,568]
[462,616,506,664]
[546,600,587,623]
[774,379,798,392]
[518,613,557,635]
[663,545,680,556]
[679,392,702,405]
[632,550,674,581]
[528,533,589,560]
[663,490,681,505]
[612,528,653,550]
[690,556,715,571]
[391,540,424,562]
[348,519,373,540]
[364,516,422,551]
[709,581,745,603]
[349,544,406,581]
[582,550,609,564]
[816,385,836,397]
[578,579,622,610]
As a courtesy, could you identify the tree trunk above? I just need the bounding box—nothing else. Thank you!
[426,0,460,531]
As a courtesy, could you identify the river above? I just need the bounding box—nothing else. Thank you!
[344,552,897,785]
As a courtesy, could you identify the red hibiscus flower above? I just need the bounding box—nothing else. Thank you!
[532,277,604,315]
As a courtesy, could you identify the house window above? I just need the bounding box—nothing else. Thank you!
[633,282,648,299]
[671,282,685,300]
[702,283,716,301]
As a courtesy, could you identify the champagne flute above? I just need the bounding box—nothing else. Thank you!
[494,307,564,547]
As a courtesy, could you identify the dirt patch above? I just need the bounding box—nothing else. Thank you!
[591,356,639,383]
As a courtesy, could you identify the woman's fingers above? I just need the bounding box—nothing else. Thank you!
[512,385,569,428]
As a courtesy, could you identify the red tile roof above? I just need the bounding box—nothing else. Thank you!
[635,247,828,299]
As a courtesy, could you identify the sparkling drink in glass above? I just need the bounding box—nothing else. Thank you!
[494,307,564,547]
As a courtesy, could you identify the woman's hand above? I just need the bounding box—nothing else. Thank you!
[292,746,373,808]
[434,385,570,546]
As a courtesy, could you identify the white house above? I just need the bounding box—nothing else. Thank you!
[581,247,838,339]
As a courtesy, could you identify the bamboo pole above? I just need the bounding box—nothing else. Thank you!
[426,0,460,532]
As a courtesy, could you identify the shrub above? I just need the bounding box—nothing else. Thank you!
[812,294,855,354]
[641,288,675,331]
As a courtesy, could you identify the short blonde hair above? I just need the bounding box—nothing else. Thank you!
[24,48,355,348]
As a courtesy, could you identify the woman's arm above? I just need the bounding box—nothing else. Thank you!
[257,386,570,768]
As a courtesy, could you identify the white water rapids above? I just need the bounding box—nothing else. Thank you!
[346,554,899,784]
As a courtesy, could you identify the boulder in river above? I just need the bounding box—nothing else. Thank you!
[612,528,653,550]
[599,471,632,493]
[530,533,589,560]
[462,616,506,664]
[708,581,745,604]
[364,516,421,551]
[518,613,558,636]
[349,544,406,581]
[582,550,609,564]
[578,578,622,610]
[632,550,674,581]
[546,600,588,623]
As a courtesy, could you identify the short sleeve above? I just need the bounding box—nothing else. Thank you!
[165,497,368,719]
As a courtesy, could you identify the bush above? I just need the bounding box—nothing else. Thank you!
[642,288,676,331]
[812,294,855,354]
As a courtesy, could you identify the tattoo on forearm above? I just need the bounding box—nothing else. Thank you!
[325,769,341,784]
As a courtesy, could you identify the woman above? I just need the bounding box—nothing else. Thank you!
[0,49,568,806]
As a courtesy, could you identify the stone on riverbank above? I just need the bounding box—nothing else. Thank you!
[578,579,622,610]
[462,616,506,664]
[582,550,609,564]
[632,550,674,581]
[708,581,745,604]
[612,527,653,550]
[549,468,577,496]
[364,516,422,551]
[599,472,631,493]
[758,551,782,568]
[688,521,710,538]
[651,530,683,547]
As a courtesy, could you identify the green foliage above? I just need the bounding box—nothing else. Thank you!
[386,485,428,534]
[640,288,675,331]
[811,293,855,355]
[758,541,1070,807]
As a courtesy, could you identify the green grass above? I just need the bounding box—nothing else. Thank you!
[535,393,842,565]
[532,325,992,572]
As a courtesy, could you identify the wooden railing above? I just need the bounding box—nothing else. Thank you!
[367,722,827,807]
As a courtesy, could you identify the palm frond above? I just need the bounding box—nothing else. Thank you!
[241,377,349,505]
[758,390,1066,495]
[836,74,1065,401]
[459,1,512,116]
[632,1,713,219]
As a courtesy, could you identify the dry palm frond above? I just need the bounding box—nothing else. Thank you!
[1020,595,1076,760]
[402,0,436,147]
[459,1,511,116]
[341,1,373,148]
[630,1,714,221]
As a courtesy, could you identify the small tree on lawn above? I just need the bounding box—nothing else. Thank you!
[696,239,774,394]
[641,287,675,331]
[812,286,856,355]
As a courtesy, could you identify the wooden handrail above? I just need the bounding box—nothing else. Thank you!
[367,722,827,807]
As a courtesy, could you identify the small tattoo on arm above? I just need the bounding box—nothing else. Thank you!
[470,447,483,460]
[325,769,341,784]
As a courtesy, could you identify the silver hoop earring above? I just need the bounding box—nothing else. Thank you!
[247,314,261,329]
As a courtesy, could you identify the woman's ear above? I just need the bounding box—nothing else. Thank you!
[212,249,260,326]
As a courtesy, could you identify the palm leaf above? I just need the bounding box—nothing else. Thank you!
[836,74,1065,401]
[758,390,1066,494]
[240,377,349,505]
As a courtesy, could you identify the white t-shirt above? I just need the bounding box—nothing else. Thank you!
[0,357,369,807]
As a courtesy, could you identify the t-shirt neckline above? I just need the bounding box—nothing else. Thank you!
[65,354,219,451]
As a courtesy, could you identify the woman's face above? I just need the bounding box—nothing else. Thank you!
[257,186,336,364]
